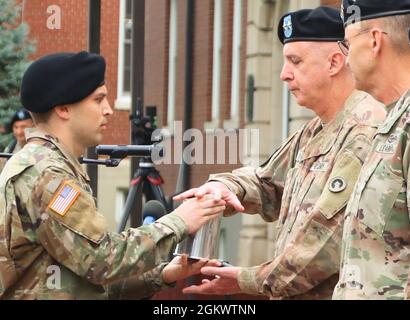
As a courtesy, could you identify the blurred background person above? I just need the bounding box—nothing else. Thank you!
[0,108,34,172]
[4,108,33,153]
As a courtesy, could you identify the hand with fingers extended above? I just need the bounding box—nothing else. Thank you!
[173,182,245,213]
[162,254,222,284]
[172,195,226,234]
[182,266,242,296]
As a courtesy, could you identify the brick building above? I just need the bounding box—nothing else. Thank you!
[18,0,342,279]
[18,0,248,265]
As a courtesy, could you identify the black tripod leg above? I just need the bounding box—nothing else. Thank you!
[117,178,143,233]
[149,183,168,211]
[142,180,155,202]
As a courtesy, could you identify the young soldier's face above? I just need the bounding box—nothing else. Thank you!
[69,85,113,148]
[280,42,331,111]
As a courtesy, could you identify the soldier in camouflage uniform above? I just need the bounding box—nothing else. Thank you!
[0,109,33,172]
[4,109,33,154]
[0,51,226,299]
[179,7,386,300]
[333,1,410,300]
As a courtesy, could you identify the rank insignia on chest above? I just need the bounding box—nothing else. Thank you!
[387,134,398,144]
[48,181,81,216]
[328,176,347,193]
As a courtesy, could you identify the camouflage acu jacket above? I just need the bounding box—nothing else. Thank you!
[0,129,187,299]
[209,91,386,300]
[333,91,410,300]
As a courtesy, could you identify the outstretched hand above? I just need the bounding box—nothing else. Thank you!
[174,182,245,212]
[162,255,222,284]
[182,266,242,296]
[172,195,226,234]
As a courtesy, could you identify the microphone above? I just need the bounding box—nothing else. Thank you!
[95,144,164,158]
[142,200,167,225]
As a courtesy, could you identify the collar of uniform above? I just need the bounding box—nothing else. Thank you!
[300,90,373,161]
[378,90,410,135]
[342,89,365,115]
[25,128,90,182]
[299,100,349,161]
[348,90,387,128]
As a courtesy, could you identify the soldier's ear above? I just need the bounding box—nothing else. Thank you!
[53,105,70,121]
[328,51,345,77]
[370,28,384,56]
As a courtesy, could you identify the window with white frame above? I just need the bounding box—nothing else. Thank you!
[225,0,242,128]
[116,0,132,110]
[211,0,223,125]
[204,0,223,130]
[166,0,178,127]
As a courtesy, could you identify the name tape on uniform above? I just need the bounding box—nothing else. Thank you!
[311,160,329,172]
[376,134,398,154]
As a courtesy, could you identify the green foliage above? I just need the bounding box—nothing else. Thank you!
[0,0,35,149]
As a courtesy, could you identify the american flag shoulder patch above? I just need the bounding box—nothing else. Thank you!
[48,181,81,216]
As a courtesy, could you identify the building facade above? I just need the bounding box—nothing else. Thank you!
[18,0,341,272]
[240,0,341,267]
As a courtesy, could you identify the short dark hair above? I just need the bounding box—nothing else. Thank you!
[382,14,410,54]
[30,110,52,125]
[362,14,410,54]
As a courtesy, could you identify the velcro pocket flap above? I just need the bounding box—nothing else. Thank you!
[315,152,362,219]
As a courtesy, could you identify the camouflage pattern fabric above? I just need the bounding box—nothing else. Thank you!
[107,263,174,299]
[333,91,410,300]
[209,91,386,299]
[0,129,187,299]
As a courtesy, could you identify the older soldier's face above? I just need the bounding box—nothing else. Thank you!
[344,24,376,93]
[280,42,332,111]
[69,85,113,147]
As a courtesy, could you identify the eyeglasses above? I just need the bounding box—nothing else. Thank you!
[338,28,388,56]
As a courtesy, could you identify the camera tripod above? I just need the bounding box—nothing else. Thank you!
[116,156,170,232]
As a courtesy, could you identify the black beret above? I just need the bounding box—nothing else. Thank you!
[8,108,32,131]
[342,0,410,26]
[21,51,106,113]
[278,6,345,44]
